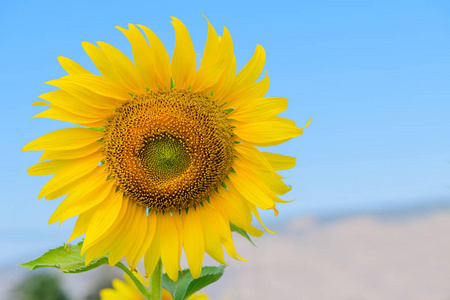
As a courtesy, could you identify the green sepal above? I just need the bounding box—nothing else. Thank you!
[230,223,256,246]
[90,126,105,132]
[162,265,225,300]
[171,77,176,89]
[18,241,108,273]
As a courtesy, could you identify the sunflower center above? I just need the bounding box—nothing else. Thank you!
[103,89,234,211]
[139,133,191,182]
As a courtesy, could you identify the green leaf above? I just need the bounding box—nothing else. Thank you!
[19,241,108,273]
[162,265,225,300]
[230,223,256,246]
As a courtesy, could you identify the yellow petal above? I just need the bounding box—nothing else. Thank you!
[99,200,135,265]
[67,209,96,243]
[182,209,205,278]
[170,17,196,89]
[199,16,220,69]
[162,289,174,300]
[137,25,172,89]
[32,101,49,106]
[191,18,229,92]
[225,71,270,107]
[215,27,234,66]
[211,190,263,237]
[108,203,139,266]
[252,168,291,195]
[144,214,161,276]
[209,29,236,102]
[172,214,184,270]
[48,166,110,224]
[23,128,103,152]
[55,177,113,223]
[84,195,132,265]
[47,74,129,100]
[227,169,276,210]
[99,288,122,300]
[58,56,91,75]
[234,144,292,195]
[97,41,147,94]
[247,203,276,234]
[82,195,129,256]
[202,203,243,261]
[131,210,157,267]
[188,294,210,300]
[234,143,273,171]
[233,117,304,147]
[82,42,118,82]
[30,107,109,127]
[230,97,288,122]
[262,152,296,170]
[159,213,180,281]
[125,205,149,267]
[116,24,158,91]
[27,160,72,175]
[38,151,103,199]
[197,205,225,264]
[39,141,101,162]
[39,90,113,119]
[192,57,229,92]
[45,77,121,109]
[232,44,265,94]
[83,188,124,250]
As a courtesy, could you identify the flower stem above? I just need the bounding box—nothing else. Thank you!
[150,259,163,300]
[116,262,152,299]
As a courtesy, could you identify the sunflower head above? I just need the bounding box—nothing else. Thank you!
[103,88,234,211]
[24,17,308,282]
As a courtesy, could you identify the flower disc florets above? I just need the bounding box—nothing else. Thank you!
[103,89,234,211]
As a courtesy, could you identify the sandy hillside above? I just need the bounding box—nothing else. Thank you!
[203,210,450,300]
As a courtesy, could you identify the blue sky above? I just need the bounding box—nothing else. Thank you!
[1,0,450,265]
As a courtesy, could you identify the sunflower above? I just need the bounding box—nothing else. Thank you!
[100,272,209,300]
[24,17,309,281]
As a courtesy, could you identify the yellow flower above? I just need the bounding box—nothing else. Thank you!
[100,272,209,300]
[24,17,309,281]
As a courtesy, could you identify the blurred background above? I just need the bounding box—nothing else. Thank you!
[1,0,450,299]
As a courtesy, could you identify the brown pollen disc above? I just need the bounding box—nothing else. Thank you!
[102,89,234,211]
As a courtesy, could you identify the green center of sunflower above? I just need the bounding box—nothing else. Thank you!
[139,133,191,182]
[102,89,234,211]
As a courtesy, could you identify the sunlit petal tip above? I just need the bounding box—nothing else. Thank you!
[236,254,248,262]
[276,197,295,204]
[31,101,48,106]
[303,117,312,129]
[81,41,94,49]
[272,206,279,217]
